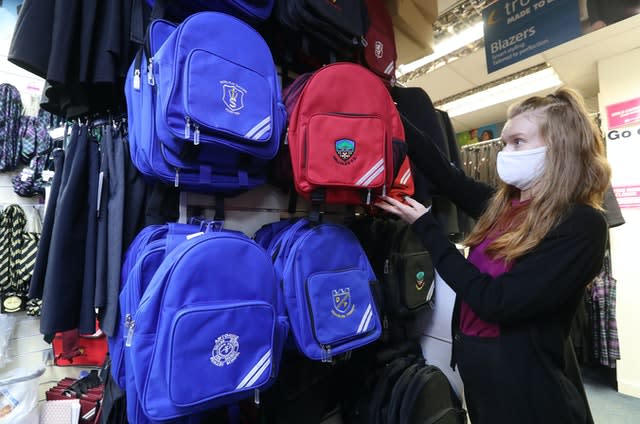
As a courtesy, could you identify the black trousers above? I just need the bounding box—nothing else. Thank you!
[29,148,65,299]
[40,124,91,336]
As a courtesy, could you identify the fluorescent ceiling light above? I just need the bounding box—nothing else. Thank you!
[436,66,563,118]
[396,21,484,77]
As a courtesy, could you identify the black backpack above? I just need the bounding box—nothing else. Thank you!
[350,216,434,343]
[367,355,424,424]
[274,0,369,55]
[341,341,423,424]
[385,362,424,424]
[397,365,467,424]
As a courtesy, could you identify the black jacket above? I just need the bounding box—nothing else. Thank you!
[408,134,605,423]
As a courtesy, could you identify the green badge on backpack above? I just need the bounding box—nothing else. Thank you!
[416,271,425,290]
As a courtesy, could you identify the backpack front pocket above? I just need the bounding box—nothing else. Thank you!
[304,114,387,188]
[182,49,273,144]
[305,268,377,348]
[396,252,434,312]
[166,301,276,407]
[364,25,395,79]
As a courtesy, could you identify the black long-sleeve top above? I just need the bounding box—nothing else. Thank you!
[407,128,605,423]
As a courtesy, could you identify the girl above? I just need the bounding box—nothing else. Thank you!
[376,88,611,423]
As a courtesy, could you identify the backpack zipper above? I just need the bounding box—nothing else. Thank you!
[147,57,155,86]
[321,345,333,363]
[184,116,191,139]
[184,116,200,145]
[133,69,141,90]
[125,318,135,347]
[193,123,200,145]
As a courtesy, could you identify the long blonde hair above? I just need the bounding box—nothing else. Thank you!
[464,87,611,263]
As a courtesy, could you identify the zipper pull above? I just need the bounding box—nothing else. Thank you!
[254,389,260,405]
[147,58,155,86]
[366,189,372,205]
[184,116,191,139]
[361,36,368,47]
[174,169,180,187]
[384,258,390,274]
[382,184,387,197]
[284,129,288,145]
[125,321,135,347]
[193,124,200,145]
[133,70,141,90]
[321,345,332,363]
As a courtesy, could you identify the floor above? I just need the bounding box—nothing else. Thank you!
[582,366,640,423]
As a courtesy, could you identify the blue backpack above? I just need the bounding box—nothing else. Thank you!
[125,12,285,193]
[258,219,382,361]
[109,223,201,424]
[127,230,289,421]
[125,19,180,185]
[145,0,274,23]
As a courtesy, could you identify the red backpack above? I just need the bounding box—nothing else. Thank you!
[287,62,413,206]
[362,0,397,85]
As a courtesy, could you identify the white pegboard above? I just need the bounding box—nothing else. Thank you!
[180,184,369,237]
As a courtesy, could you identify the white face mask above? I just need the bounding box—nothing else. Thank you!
[496,146,547,190]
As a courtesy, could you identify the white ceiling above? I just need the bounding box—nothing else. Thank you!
[404,3,640,132]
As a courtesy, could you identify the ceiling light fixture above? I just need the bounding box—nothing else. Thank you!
[434,64,563,118]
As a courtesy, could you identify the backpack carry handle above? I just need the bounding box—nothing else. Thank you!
[270,218,310,264]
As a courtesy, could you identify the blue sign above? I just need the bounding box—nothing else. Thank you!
[483,0,582,73]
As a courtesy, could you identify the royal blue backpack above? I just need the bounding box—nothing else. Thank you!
[125,12,285,193]
[154,12,284,186]
[110,224,164,389]
[146,0,274,23]
[127,230,289,421]
[259,219,382,361]
[125,19,181,185]
[109,223,201,424]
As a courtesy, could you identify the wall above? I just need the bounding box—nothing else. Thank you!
[597,47,640,398]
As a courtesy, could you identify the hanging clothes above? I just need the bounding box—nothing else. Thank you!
[96,126,126,337]
[589,253,621,368]
[0,205,40,312]
[8,0,138,118]
[121,136,149,250]
[80,134,100,335]
[459,139,503,188]
[39,123,93,336]
[29,148,65,300]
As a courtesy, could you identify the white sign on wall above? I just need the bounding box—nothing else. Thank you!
[606,123,640,208]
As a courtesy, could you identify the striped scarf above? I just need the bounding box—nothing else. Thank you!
[0,205,40,306]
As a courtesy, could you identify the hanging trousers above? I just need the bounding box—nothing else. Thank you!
[97,127,126,337]
[29,147,65,299]
[40,124,92,336]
